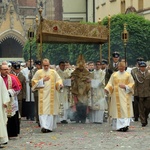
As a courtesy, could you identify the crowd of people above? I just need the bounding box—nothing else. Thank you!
[0,52,150,148]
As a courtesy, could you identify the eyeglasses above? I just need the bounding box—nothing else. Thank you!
[1,69,9,70]
[43,65,49,67]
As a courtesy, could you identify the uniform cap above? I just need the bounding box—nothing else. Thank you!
[35,60,41,65]
[13,63,21,70]
[139,61,147,67]
[112,51,120,58]
[101,59,108,65]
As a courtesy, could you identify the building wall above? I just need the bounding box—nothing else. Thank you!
[62,0,86,22]
[96,0,150,20]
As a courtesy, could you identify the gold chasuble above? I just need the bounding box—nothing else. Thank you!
[32,69,62,115]
[105,71,134,119]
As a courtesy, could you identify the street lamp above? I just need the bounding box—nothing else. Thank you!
[28,25,34,102]
[122,23,128,66]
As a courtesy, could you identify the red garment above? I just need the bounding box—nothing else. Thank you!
[10,74,22,90]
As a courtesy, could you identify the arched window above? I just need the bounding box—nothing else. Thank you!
[138,0,143,10]
[40,1,43,8]
[121,0,125,14]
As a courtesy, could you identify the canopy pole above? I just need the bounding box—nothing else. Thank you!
[39,8,43,62]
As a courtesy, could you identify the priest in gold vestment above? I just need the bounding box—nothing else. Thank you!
[105,62,134,132]
[71,55,92,123]
[32,59,63,133]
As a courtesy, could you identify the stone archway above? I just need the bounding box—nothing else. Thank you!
[0,37,23,58]
[0,30,26,58]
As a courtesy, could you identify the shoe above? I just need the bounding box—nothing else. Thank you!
[41,128,47,133]
[81,120,86,124]
[122,126,129,132]
[41,128,52,133]
[0,145,4,149]
[30,118,35,121]
[61,120,68,124]
[1,143,7,145]
[117,128,123,132]
[142,123,147,127]
[47,129,52,132]
[117,126,129,132]
[134,118,138,121]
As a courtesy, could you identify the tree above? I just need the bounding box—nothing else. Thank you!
[102,13,150,65]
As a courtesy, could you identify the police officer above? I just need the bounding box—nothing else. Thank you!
[135,61,150,127]
[109,51,120,72]
[131,57,144,121]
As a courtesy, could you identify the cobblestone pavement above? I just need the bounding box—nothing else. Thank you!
[3,118,150,150]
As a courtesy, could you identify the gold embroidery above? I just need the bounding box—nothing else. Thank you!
[50,71,55,114]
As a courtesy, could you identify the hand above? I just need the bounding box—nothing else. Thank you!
[105,89,109,95]
[59,84,63,88]
[119,84,126,89]
[59,84,64,90]
[43,76,50,82]
[71,77,74,81]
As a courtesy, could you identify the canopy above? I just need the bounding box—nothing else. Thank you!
[37,19,108,44]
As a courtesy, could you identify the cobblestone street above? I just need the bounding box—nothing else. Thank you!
[2,118,150,150]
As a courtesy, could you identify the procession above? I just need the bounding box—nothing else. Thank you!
[1,52,150,149]
[1,0,150,150]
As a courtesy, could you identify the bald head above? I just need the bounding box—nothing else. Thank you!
[1,65,9,76]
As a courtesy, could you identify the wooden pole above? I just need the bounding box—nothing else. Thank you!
[39,8,43,62]
[108,15,111,65]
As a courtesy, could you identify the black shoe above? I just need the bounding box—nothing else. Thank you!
[61,120,68,124]
[122,126,129,132]
[81,120,86,124]
[30,118,35,121]
[142,123,147,127]
[1,143,7,145]
[134,118,138,121]
[26,117,29,120]
[41,128,47,133]
[0,145,4,149]
[117,128,123,132]
[47,129,52,132]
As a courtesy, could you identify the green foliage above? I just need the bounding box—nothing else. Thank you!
[23,41,100,65]
[23,13,150,65]
[102,13,150,65]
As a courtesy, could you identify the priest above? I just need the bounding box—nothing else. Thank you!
[105,61,134,132]
[32,58,63,133]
